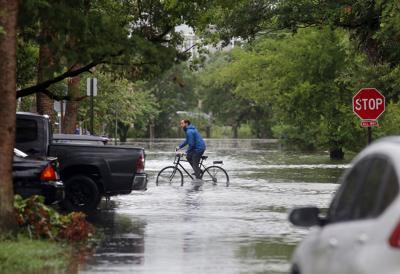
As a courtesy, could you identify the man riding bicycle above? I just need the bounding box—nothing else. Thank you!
[176,119,206,182]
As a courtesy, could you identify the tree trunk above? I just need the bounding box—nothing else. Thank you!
[232,125,238,139]
[149,122,155,140]
[363,36,382,64]
[36,28,56,124]
[205,126,211,138]
[63,65,81,133]
[330,147,344,160]
[0,0,18,234]
[118,123,130,143]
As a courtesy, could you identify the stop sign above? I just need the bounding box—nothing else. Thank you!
[353,88,385,120]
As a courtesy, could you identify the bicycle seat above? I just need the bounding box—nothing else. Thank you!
[201,156,208,160]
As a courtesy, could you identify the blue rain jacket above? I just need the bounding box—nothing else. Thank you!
[179,125,206,154]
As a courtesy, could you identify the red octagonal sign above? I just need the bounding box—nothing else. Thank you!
[353,88,385,120]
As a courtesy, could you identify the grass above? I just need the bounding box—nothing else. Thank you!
[0,236,69,274]
[207,124,254,139]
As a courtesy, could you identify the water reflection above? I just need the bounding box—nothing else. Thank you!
[79,207,146,273]
[78,139,349,274]
[237,240,296,273]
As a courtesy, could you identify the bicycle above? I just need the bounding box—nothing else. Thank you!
[156,152,229,187]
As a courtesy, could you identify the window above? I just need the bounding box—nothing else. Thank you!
[352,158,388,219]
[328,159,369,223]
[375,165,399,215]
[16,119,38,143]
[328,156,399,224]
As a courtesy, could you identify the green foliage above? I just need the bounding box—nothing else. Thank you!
[341,60,400,103]
[147,64,199,137]
[78,72,159,138]
[262,29,351,149]
[374,101,400,137]
[204,0,400,66]
[195,0,270,44]
[195,27,372,153]
[12,0,400,155]
[17,94,36,112]
[14,0,228,140]
[16,39,39,88]
[196,52,273,138]
[269,28,368,151]
[14,195,94,243]
[16,0,222,90]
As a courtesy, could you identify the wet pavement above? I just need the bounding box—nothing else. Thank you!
[78,139,349,274]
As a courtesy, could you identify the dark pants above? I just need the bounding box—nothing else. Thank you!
[187,150,204,179]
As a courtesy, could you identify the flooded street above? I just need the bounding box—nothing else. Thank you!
[79,139,349,274]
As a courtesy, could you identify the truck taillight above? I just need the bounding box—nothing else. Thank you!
[40,165,57,181]
[136,153,145,173]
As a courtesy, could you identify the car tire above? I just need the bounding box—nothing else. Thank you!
[61,175,101,212]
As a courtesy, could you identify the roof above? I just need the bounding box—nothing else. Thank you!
[372,136,400,146]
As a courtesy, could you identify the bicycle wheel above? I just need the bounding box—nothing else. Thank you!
[156,166,184,186]
[201,165,229,186]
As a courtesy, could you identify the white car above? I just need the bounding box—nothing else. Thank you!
[289,137,400,274]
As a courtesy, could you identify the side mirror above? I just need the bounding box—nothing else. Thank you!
[289,207,322,227]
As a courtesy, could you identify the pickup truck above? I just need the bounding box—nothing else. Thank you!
[15,112,148,212]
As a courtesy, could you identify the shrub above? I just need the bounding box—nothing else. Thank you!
[58,212,94,242]
[14,195,94,243]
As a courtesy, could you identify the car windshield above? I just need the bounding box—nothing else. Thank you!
[14,148,28,158]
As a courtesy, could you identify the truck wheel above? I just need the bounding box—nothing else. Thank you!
[61,175,101,212]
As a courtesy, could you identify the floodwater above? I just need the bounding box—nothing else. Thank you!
[78,139,350,274]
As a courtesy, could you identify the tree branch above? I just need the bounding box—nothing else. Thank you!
[182,43,198,53]
[149,25,174,42]
[16,50,125,98]
[107,61,157,66]
[17,60,101,98]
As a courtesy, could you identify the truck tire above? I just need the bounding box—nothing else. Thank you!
[61,175,101,212]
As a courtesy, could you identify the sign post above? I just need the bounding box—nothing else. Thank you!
[352,87,385,144]
[87,78,98,135]
[53,88,67,133]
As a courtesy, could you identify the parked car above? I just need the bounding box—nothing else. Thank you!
[13,148,64,204]
[289,136,400,274]
[15,112,148,212]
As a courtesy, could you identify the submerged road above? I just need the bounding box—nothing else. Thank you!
[79,139,348,274]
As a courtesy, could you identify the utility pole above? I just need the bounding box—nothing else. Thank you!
[60,100,63,133]
[115,110,118,145]
[90,78,94,135]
